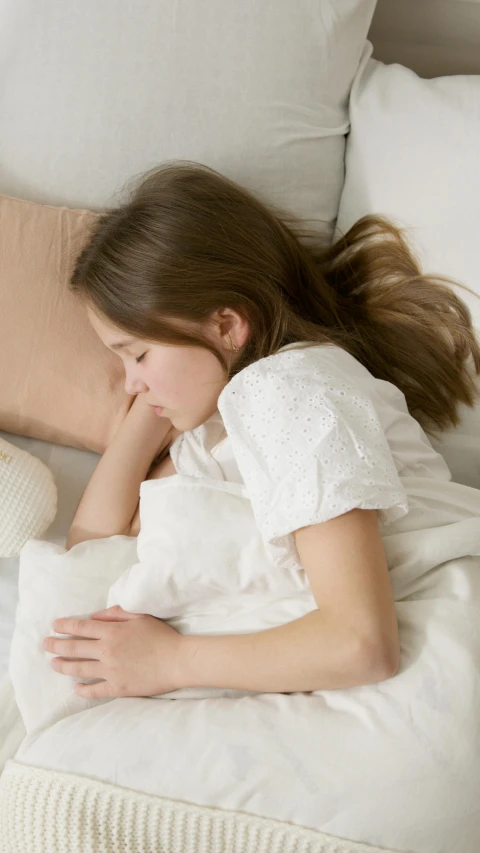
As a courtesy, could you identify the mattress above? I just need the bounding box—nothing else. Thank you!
[0,430,100,680]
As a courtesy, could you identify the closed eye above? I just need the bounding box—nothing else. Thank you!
[135,353,147,364]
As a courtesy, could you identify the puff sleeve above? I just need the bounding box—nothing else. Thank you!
[217,348,409,570]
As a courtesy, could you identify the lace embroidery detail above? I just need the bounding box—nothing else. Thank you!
[218,347,409,570]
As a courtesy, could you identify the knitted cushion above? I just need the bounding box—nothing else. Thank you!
[0,437,57,557]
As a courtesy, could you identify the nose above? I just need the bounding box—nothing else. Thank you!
[124,368,148,396]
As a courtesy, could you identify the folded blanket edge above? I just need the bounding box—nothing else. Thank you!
[0,759,402,853]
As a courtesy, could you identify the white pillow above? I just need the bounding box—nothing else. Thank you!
[336,43,480,489]
[0,0,376,244]
[9,534,138,733]
[0,436,57,557]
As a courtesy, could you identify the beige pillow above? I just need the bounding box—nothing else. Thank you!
[0,194,133,453]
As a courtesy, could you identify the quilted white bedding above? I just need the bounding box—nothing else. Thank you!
[2,471,480,852]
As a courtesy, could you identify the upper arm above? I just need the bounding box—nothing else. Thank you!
[218,351,406,675]
[122,510,140,538]
[124,453,177,538]
[294,508,400,672]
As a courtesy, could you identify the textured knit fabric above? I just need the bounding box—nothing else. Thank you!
[0,437,57,558]
[0,760,402,853]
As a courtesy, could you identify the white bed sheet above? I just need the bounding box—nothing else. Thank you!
[0,430,100,679]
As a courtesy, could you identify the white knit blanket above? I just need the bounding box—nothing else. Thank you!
[0,758,405,853]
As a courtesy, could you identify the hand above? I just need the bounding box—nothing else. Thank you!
[42,606,187,699]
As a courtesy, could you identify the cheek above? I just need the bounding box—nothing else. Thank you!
[147,348,225,407]
[146,367,174,398]
[145,355,186,401]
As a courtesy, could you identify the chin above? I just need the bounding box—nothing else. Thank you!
[169,415,187,431]
[172,413,205,432]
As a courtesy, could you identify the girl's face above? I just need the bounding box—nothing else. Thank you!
[87,306,248,432]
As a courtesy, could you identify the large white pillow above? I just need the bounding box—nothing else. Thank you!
[0,0,376,244]
[9,534,138,733]
[336,43,480,489]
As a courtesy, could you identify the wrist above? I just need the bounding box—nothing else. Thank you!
[128,393,161,424]
[123,395,173,452]
[174,634,199,690]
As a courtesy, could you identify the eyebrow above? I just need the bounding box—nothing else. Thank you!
[110,340,134,350]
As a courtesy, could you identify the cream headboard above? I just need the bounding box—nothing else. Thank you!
[368,0,480,77]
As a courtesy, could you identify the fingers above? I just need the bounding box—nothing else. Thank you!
[75,680,113,700]
[51,658,103,680]
[90,606,144,621]
[52,609,143,636]
[43,636,100,659]
[52,618,106,638]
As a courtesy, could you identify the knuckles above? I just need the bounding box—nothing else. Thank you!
[67,640,78,657]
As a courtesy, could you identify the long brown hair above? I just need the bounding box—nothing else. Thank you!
[70,160,480,439]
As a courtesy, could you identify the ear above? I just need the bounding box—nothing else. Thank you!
[211,307,249,350]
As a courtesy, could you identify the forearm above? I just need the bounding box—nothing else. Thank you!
[67,396,175,547]
[177,609,397,694]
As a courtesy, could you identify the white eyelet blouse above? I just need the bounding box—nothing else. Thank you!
[169,342,454,571]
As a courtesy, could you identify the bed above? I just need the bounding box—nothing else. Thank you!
[2,0,479,675]
[3,0,479,680]
[1,1,480,851]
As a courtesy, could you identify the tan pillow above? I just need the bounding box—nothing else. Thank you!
[0,194,134,453]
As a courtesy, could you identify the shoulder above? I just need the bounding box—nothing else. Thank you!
[216,343,408,543]
[226,342,349,381]
[217,341,390,478]
[218,343,371,418]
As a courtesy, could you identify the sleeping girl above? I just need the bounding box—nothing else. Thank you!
[42,160,480,701]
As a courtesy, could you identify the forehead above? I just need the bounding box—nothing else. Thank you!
[86,306,137,350]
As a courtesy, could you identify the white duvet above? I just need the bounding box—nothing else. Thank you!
[5,473,480,853]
